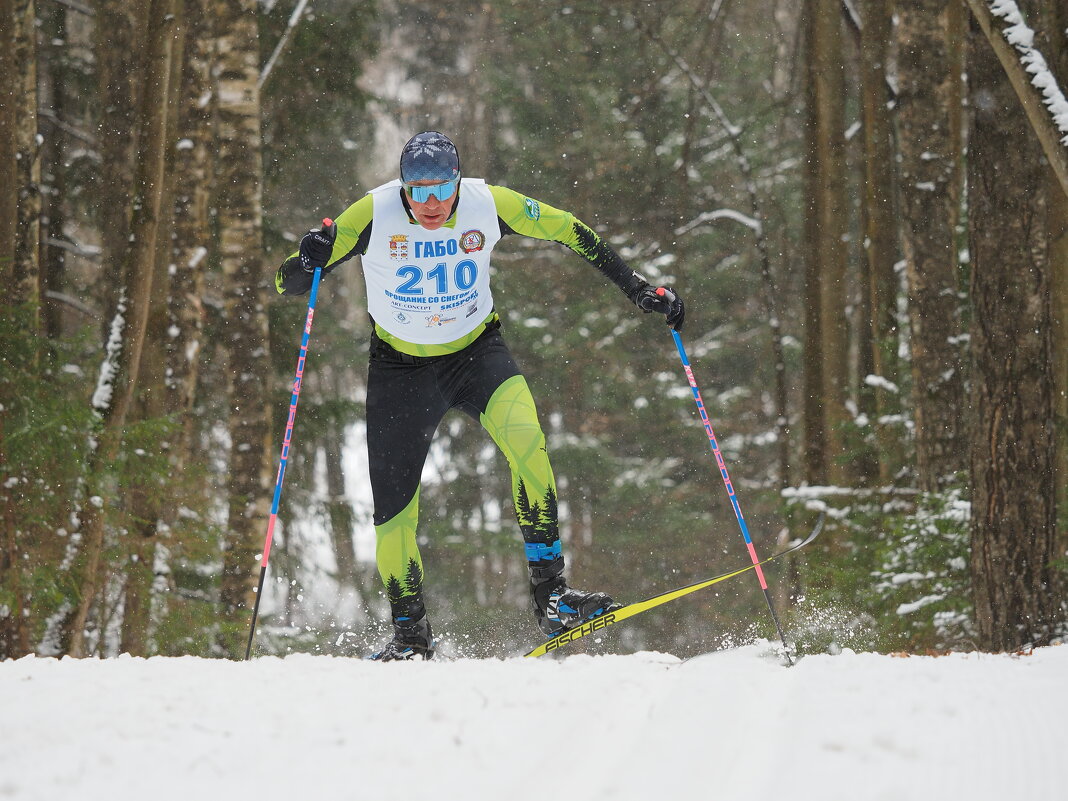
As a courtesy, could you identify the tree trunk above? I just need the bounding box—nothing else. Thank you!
[897,1,968,492]
[215,0,273,657]
[858,0,900,482]
[12,0,40,316]
[69,0,177,657]
[127,0,215,653]
[91,0,137,322]
[802,0,848,484]
[968,14,1060,650]
[39,2,70,341]
[121,1,187,656]
[0,414,29,657]
[168,0,214,458]
[1035,0,1068,570]
[0,0,29,659]
[0,0,17,271]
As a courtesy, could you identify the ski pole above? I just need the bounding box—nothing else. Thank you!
[660,289,794,663]
[244,218,334,660]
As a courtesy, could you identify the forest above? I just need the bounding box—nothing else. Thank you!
[0,0,1066,661]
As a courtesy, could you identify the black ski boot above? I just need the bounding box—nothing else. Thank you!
[530,574,623,637]
[370,600,435,661]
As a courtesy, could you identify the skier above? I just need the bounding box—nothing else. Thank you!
[275,131,685,660]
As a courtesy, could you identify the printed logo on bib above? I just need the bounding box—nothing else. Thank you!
[426,314,457,327]
[389,235,409,261]
[460,229,485,253]
[394,311,411,325]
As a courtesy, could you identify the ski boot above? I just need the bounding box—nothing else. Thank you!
[370,601,435,661]
[530,574,623,637]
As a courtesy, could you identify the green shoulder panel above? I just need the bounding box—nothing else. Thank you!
[488,184,579,245]
[487,184,610,261]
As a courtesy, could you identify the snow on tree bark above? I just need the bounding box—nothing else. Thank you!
[69,0,178,657]
[213,0,274,656]
[168,0,214,461]
[897,0,968,492]
[964,0,1068,198]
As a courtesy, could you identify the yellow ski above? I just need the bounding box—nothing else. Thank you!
[524,513,824,658]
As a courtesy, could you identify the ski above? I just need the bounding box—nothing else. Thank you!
[523,512,825,658]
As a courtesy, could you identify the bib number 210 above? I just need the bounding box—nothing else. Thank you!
[395,260,477,296]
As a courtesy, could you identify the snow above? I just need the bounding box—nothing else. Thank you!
[988,0,1068,144]
[895,593,947,616]
[864,373,900,394]
[91,295,128,413]
[2,643,1066,800]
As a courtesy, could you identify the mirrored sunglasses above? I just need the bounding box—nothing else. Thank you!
[404,178,459,203]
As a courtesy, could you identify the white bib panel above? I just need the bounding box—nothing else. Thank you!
[363,178,501,345]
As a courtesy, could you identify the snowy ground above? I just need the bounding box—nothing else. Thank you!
[2,642,1066,801]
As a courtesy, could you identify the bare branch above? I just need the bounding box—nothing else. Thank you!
[45,0,94,16]
[45,236,101,261]
[634,15,792,487]
[44,290,100,319]
[259,0,312,90]
[38,108,100,149]
[676,208,763,237]
[840,0,861,43]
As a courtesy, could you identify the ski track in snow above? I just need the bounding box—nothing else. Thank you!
[1,643,1066,800]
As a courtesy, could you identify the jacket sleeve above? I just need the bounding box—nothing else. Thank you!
[487,184,646,300]
[275,194,376,295]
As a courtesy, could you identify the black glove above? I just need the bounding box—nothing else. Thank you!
[298,220,337,272]
[630,282,685,331]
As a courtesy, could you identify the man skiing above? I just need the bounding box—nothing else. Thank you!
[275,131,685,660]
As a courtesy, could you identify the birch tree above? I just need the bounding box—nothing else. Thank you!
[168,0,214,456]
[214,0,273,656]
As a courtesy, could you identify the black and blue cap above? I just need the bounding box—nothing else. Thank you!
[399,131,461,184]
